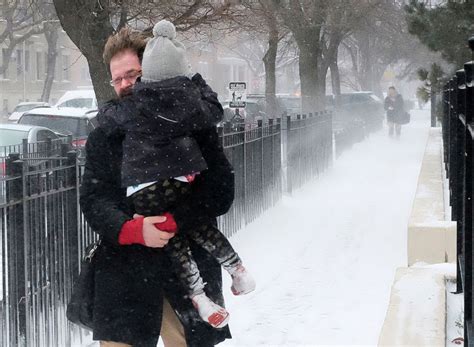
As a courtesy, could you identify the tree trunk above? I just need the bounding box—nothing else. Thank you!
[329,47,340,97]
[296,38,322,114]
[262,18,279,118]
[53,0,116,106]
[41,24,59,102]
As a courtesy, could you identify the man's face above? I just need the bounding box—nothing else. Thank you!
[388,88,397,97]
[109,49,142,97]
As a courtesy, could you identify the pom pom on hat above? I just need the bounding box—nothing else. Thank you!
[153,20,176,40]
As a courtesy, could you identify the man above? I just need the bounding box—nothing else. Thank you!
[384,86,405,138]
[79,27,234,347]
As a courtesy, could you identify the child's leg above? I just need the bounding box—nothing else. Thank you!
[188,224,241,271]
[165,233,205,296]
[188,224,256,295]
[130,179,191,216]
[165,234,229,328]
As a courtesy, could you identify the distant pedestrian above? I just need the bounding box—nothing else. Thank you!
[384,86,405,138]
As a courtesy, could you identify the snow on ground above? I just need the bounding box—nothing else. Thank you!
[218,108,431,346]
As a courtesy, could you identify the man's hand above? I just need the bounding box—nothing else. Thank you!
[134,214,175,248]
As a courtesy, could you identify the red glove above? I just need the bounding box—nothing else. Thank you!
[118,216,146,245]
[155,212,177,233]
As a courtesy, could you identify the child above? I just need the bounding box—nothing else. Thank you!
[97,20,255,329]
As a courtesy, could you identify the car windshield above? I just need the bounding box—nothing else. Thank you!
[13,104,42,113]
[57,98,93,108]
[280,98,300,109]
[19,114,89,137]
[370,94,382,102]
[0,129,28,146]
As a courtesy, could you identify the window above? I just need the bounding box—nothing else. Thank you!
[25,49,30,74]
[2,99,8,114]
[238,66,245,82]
[36,52,43,80]
[37,130,57,142]
[0,49,8,79]
[19,114,91,137]
[198,61,209,80]
[80,66,91,82]
[44,52,49,80]
[16,49,23,78]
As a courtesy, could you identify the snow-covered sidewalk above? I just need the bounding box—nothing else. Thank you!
[219,109,432,346]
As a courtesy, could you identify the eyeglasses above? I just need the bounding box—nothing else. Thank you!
[109,70,142,87]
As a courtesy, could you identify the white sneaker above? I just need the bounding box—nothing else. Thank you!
[191,293,230,328]
[230,265,256,295]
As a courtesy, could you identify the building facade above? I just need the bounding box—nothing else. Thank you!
[0,26,92,117]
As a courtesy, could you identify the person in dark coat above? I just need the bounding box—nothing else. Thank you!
[96,20,255,330]
[79,26,235,347]
[384,86,405,138]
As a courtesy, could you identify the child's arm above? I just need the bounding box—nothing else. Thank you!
[96,97,136,136]
[191,73,224,127]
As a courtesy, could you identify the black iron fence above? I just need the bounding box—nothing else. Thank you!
[442,37,474,346]
[0,107,374,346]
[218,119,282,237]
[284,111,333,192]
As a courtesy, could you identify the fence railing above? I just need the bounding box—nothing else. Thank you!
[0,107,377,346]
[284,111,333,193]
[442,37,474,346]
[218,119,282,237]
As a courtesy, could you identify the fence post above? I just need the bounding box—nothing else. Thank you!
[268,118,275,204]
[464,36,474,345]
[240,123,247,220]
[276,117,282,199]
[286,115,292,194]
[5,154,27,346]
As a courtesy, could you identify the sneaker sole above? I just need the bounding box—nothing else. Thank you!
[208,311,230,328]
[231,285,256,296]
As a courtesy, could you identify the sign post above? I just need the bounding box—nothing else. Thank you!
[229,82,246,108]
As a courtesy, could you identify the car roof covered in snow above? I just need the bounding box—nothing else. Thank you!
[22,107,97,120]
[0,123,52,132]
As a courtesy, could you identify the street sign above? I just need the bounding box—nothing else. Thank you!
[229,82,246,108]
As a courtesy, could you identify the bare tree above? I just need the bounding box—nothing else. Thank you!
[0,0,50,77]
[52,0,236,105]
[342,0,423,96]
[271,0,379,112]
[40,19,60,102]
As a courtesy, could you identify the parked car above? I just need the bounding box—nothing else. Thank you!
[331,91,384,132]
[0,123,63,176]
[55,89,97,109]
[18,107,97,158]
[276,94,302,115]
[8,102,50,123]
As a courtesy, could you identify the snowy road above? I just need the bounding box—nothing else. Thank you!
[219,108,431,346]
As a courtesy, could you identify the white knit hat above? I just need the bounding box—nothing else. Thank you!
[141,20,191,82]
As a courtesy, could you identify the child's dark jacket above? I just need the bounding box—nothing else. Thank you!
[97,73,223,187]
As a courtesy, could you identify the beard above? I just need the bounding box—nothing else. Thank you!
[119,86,133,98]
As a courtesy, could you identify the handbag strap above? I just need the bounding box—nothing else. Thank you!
[84,238,102,263]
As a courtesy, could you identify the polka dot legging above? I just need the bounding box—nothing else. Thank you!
[131,179,241,296]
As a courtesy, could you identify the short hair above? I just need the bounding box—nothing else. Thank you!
[103,27,148,66]
[388,86,396,90]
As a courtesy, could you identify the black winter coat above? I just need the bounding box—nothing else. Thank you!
[384,94,404,124]
[97,73,223,187]
[79,125,234,346]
